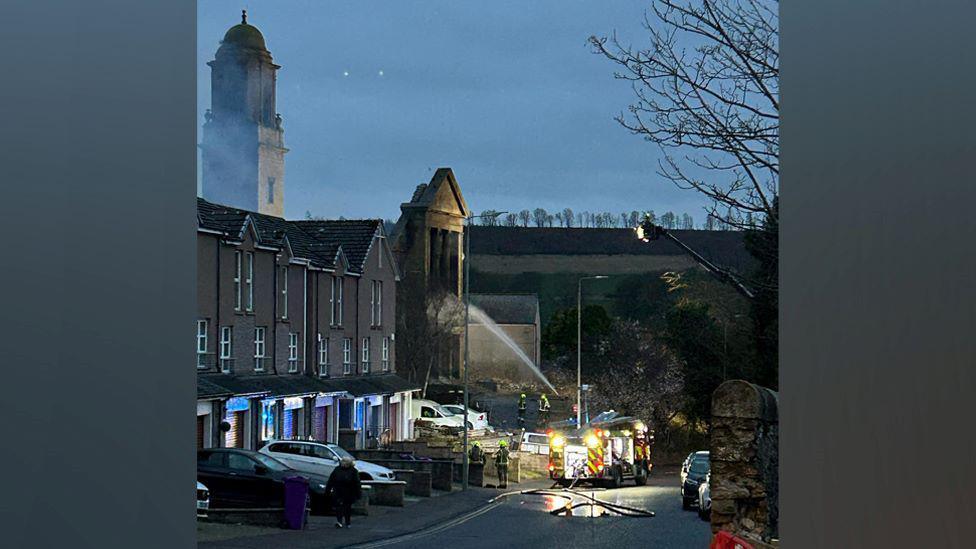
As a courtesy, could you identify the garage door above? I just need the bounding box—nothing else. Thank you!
[283,409,296,439]
[197,415,205,449]
[312,406,328,442]
[225,411,244,448]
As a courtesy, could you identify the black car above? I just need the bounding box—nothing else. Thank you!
[681,454,709,510]
[197,448,330,513]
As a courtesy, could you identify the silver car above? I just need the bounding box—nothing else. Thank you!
[258,439,397,481]
[698,473,711,520]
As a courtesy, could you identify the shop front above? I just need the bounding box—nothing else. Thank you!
[223,396,251,448]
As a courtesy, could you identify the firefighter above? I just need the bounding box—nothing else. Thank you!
[538,394,551,426]
[517,393,527,428]
[495,440,510,488]
[469,441,484,464]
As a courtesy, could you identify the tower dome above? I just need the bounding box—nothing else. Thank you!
[219,10,267,52]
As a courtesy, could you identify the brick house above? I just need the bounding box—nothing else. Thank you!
[196,198,418,450]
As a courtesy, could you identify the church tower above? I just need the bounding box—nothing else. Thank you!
[201,11,287,217]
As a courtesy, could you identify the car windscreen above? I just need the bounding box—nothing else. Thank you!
[328,445,355,460]
[252,453,291,471]
[434,404,454,416]
[690,460,709,475]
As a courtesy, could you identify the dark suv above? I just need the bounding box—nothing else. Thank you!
[681,452,709,509]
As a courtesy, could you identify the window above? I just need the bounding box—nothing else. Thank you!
[220,326,233,373]
[254,327,266,371]
[267,177,276,204]
[361,337,370,373]
[421,406,436,419]
[234,251,242,310]
[382,337,390,371]
[370,280,382,327]
[280,266,288,319]
[227,453,259,473]
[288,332,299,372]
[331,276,343,326]
[245,252,254,311]
[196,320,208,368]
[317,333,329,376]
[342,338,352,374]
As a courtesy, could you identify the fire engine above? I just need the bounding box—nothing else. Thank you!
[547,411,653,488]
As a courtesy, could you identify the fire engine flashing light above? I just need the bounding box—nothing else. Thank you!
[585,435,600,448]
[548,464,555,471]
[551,435,566,449]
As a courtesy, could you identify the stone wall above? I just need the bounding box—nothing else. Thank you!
[710,380,779,546]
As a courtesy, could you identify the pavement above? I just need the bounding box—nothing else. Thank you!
[198,469,710,548]
[197,480,554,549]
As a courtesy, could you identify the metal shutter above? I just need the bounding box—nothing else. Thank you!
[197,415,205,449]
[312,406,327,442]
[225,411,244,448]
[283,409,295,439]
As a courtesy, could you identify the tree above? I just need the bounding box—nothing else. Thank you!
[563,208,575,228]
[532,208,548,227]
[681,213,695,229]
[480,210,500,226]
[591,0,778,232]
[704,215,716,231]
[546,214,555,227]
[504,213,518,226]
[541,305,614,375]
[744,196,778,388]
[518,209,532,227]
[588,320,685,433]
[660,211,676,229]
[396,291,464,391]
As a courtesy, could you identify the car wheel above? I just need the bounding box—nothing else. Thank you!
[635,472,648,486]
[698,505,710,521]
[466,421,473,430]
[682,496,693,510]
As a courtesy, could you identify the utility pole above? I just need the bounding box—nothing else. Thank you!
[462,211,504,490]
[577,275,607,426]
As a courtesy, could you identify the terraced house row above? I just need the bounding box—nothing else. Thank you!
[195,197,418,451]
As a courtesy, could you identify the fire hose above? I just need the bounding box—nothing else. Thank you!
[490,488,655,518]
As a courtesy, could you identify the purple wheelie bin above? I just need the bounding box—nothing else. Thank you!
[282,475,309,530]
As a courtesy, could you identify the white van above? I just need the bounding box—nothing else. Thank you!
[411,399,466,428]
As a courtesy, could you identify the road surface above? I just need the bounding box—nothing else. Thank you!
[347,470,711,549]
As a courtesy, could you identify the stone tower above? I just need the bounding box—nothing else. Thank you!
[391,168,469,382]
[201,11,287,217]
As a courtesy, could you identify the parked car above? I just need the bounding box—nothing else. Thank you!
[411,398,466,428]
[518,432,550,455]
[680,450,709,485]
[681,453,710,510]
[698,473,711,520]
[441,404,492,431]
[196,481,210,516]
[197,448,330,513]
[258,439,396,481]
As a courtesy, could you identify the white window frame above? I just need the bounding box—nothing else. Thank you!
[331,276,343,326]
[361,337,370,373]
[342,338,352,374]
[280,266,288,319]
[288,332,299,372]
[220,326,233,373]
[382,337,390,371]
[197,320,208,354]
[254,327,266,371]
[197,320,208,369]
[245,252,254,312]
[317,333,329,376]
[234,251,242,310]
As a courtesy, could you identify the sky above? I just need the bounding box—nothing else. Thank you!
[197,0,712,222]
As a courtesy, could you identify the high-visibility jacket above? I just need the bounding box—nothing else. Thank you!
[495,447,510,466]
[539,398,550,411]
[517,398,527,411]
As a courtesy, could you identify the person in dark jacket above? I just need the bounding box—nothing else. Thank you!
[326,457,362,528]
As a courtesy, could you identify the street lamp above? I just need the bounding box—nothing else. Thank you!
[577,275,608,426]
[462,210,506,490]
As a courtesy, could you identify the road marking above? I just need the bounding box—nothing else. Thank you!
[343,501,503,548]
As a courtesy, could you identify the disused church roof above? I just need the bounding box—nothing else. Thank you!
[470,293,540,325]
[469,226,753,274]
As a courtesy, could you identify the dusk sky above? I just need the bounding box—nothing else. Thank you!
[197,1,712,222]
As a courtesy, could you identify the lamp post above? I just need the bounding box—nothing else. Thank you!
[462,210,505,490]
[577,275,608,426]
